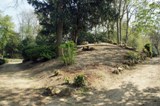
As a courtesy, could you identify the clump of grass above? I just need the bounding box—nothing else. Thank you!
[73,74,86,87]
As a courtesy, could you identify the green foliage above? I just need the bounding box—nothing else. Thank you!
[64,77,70,84]
[125,52,141,61]
[127,32,144,51]
[0,13,15,57]
[135,1,160,33]
[124,51,141,65]
[78,31,110,44]
[60,41,76,66]
[22,45,56,62]
[0,58,8,65]
[28,0,117,45]
[73,74,86,87]
[36,34,56,46]
[0,59,5,65]
[144,43,158,57]
[4,34,21,58]
[152,45,158,57]
[96,32,108,42]
[144,43,152,57]
[77,32,96,44]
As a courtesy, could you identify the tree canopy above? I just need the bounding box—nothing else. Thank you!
[0,13,15,58]
[27,0,117,55]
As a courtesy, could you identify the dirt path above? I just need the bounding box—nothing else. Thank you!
[0,57,160,106]
[0,62,46,106]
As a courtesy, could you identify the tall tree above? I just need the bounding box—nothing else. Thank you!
[27,0,117,56]
[125,0,138,44]
[0,13,15,58]
[17,10,40,40]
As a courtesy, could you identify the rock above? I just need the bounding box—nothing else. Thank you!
[123,65,130,69]
[59,98,68,102]
[118,67,123,72]
[54,70,60,76]
[58,88,73,97]
[42,88,53,96]
[112,69,120,74]
[86,92,94,95]
[82,41,89,45]
[52,88,61,95]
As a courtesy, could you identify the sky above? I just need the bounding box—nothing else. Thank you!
[0,0,34,31]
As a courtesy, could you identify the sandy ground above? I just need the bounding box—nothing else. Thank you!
[0,44,160,106]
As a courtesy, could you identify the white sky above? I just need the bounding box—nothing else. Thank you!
[0,0,34,31]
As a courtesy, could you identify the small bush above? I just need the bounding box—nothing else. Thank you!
[0,58,8,65]
[22,45,56,62]
[140,50,148,60]
[0,59,5,65]
[152,45,158,57]
[144,43,158,57]
[144,43,152,57]
[60,41,76,66]
[73,74,86,87]
[124,52,141,65]
[77,32,96,45]
[125,52,140,60]
[64,77,70,84]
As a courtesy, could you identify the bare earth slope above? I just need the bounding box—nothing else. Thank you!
[0,43,160,106]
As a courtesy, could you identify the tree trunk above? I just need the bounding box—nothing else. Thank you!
[56,1,63,57]
[71,29,79,44]
[111,22,115,38]
[119,18,122,45]
[2,47,4,59]
[155,44,159,55]
[107,22,110,40]
[125,9,129,44]
[72,12,80,44]
[116,19,120,44]
[56,20,63,57]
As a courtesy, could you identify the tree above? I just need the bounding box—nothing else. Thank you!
[5,33,21,58]
[27,0,117,56]
[17,10,40,40]
[0,13,15,58]
[135,0,160,34]
[125,0,138,44]
[113,0,127,44]
[149,29,160,55]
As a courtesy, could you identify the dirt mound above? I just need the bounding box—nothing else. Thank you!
[0,43,160,106]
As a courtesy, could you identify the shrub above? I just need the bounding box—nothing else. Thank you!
[140,50,148,60]
[144,43,158,57]
[152,45,158,57]
[144,43,152,57]
[22,45,56,62]
[77,32,96,45]
[77,31,109,44]
[73,74,86,87]
[60,41,76,66]
[0,59,5,65]
[124,51,141,65]
[127,34,144,51]
[64,77,70,84]
[125,52,140,61]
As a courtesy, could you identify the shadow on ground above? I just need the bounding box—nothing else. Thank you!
[0,88,52,106]
[142,57,160,65]
[47,83,160,106]
[0,83,160,106]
